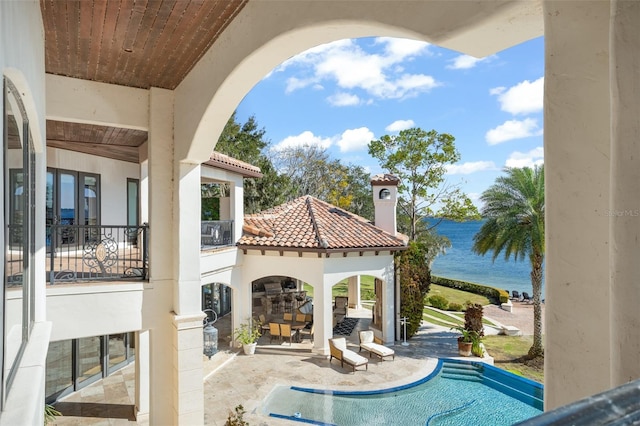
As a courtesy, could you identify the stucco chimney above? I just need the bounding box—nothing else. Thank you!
[371,174,399,236]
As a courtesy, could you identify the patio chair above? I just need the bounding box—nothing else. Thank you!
[295,313,307,323]
[299,323,314,343]
[511,291,522,301]
[269,323,281,343]
[358,330,395,361]
[283,312,293,322]
[259,314,269,334]
[522,292,532,303]
[280,323,296,345]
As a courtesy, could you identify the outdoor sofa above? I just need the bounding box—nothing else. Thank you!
[358,330,395,361]
[328,337,368,372]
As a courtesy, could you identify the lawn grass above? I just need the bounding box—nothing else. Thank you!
[305,275,376,299]
[426,284,490,307]
[482,335,544,383]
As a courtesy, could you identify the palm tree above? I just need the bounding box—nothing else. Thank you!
[472,165,545,358]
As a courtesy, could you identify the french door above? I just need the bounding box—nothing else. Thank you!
[46,169,100,250]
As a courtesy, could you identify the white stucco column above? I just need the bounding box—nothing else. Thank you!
[347,276,361,309]
[381,264,395,345]
[315,279,333,355]
[135,330,150,421]
[543,0,612,410]
[174,162,202,314]
[146,88,205,424]
[610,0,640,387]
[145,87,176,423]
[171,160,205,422]
[229,177,244,244]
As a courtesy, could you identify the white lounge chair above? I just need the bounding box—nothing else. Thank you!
[328,337,368,372]
[358,330,395,361]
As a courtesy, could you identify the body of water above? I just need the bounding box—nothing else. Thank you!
[429,219,545,299]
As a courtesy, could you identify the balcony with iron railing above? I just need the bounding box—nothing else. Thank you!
[201,220,234,249]
[35,224,149,285]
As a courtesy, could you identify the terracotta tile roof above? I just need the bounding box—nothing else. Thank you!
[202,151,263,178]
[371,173,400,186]
[238,196,407,252]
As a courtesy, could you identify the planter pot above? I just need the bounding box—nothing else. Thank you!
[457,340,472,357]
[242,342,257,355]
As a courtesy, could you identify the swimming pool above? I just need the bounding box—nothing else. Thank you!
[262,358,543,425]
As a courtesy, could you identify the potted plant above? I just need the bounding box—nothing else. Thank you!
[451,326,482,357]
[233,320,262,355]
[451,302,486,357]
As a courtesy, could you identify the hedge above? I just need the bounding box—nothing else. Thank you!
[431,275,510,304]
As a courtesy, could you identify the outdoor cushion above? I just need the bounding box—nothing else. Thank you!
[329,337,368,372]
[358,330,395,361]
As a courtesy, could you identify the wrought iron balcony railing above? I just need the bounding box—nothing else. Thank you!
[201,220,234,248]
[42,224,149,284]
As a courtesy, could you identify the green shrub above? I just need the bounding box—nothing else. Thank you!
[428,295,449,310]
[361,289,375,301]
[448,302,463,312]
[431,276,508,303]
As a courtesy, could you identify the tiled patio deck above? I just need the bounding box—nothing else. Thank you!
[50,308,478,425]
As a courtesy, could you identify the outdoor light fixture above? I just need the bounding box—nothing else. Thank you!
[379,188,391,199]
[203,309,218,359]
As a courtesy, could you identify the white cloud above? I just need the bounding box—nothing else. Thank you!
[385,119,415,132]
[375,37,431,62]
[491,77,544,115]
[337,127,375,152]
[446,54,494,70]
[272,131,333,151]
[446,161,497,175]
[276,38,438,102]
[327,92,361,107]
[485,118,542,145]
[505,147,544,168]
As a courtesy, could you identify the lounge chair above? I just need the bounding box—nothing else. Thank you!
[358,330,395,361]
[511,291,522,301]
[522,292,532,303]
[328,337,368,372]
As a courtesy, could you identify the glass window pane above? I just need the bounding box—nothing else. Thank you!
[77,336,102,384]
[45,340,73,400]
[108,334,126,371]
[83,175,98,226]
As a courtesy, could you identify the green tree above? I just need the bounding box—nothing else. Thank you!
[472,165,545,358]
[271,145,373,219]
[213,112,292,213]
[397,242,431,338]
[368,127,479,241]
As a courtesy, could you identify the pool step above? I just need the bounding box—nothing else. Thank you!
[441,359,544,411]
[441,362,483,382]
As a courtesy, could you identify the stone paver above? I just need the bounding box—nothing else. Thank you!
[52,305,543,425]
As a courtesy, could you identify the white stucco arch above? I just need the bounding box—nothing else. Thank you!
[174,1,542,164]
[238,250,396,354]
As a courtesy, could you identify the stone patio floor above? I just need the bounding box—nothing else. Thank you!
[51,303,542,425]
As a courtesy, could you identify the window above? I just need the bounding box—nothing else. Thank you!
[3,77,35,405]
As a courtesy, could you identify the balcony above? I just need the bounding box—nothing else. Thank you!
[201,220,234,249]
[36,224,149,285]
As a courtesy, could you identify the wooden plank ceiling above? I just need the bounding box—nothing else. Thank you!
[40,0,248,162]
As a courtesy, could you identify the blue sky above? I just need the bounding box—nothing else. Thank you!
[235,36,544,208]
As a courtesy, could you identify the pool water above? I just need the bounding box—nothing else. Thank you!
[262,359,543,426]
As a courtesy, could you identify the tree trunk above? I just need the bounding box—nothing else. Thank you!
[528,252,544,358]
